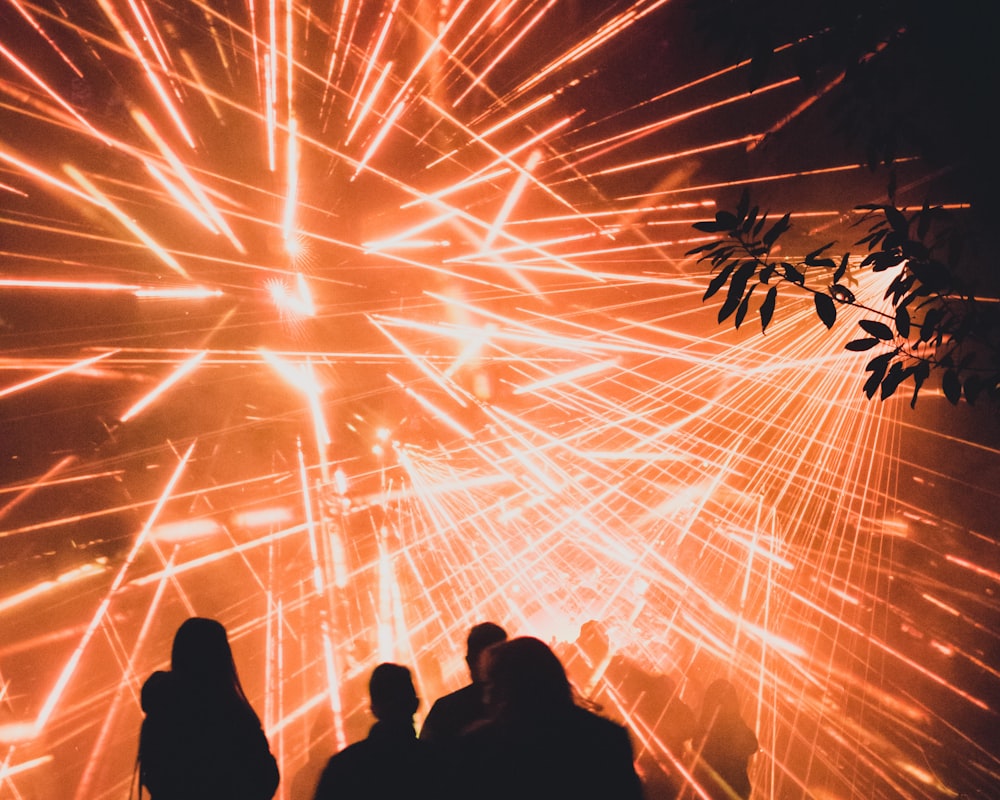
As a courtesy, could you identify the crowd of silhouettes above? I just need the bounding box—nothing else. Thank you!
[137,617,759,800]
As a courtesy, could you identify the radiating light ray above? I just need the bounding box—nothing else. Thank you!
[0,42,109,144]
[504,0,672,102]
[451,0,559,107]
[90,0,195,148]
[132,110,245,251]
[345,0,402,124]
[371,318,472,409]
[27,442,194,736]
[0,562,108,616]
[63,164,192,279]
[562,76,800,172]
[119,351,206,423]
[0,351,117,400]
[350,99,406,180]
[386,374,475,440]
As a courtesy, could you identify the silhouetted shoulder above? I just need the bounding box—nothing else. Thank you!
[457,705,643,800]
[420,683,480,742]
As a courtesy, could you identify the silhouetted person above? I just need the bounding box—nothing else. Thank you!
[562,619,611,695]
[138,617,279,800]
[313,662,438,800]
[692,679,758,800]
[631,672,696,800]
[455,636,644,800]
[419,622,507,747]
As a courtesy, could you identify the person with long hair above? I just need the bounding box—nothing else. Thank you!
[137,617,280,800]
[454,636,644,800]
[692,678,758,800]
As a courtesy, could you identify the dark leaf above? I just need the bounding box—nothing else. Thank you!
[880,362,908,400]
[833,252,850,284]
[859,319,894,340]
[718,261,758,322]
[861,250,905,272]
[804,242,836,267]
[782,263,805,284]
[895,306,911,338]
[919,307,943,341]
[863,353,892,399]
[685,241,721,256]
[753,212,768,238]
[710,246,735,267]
[964,374,983,404]
[814,292,837,329]
[735,284,756,328]
[917,200,931,239]
[909,361,930,408]
[884,205,908,235]
[845,338,878,351]
[762,212,791,249]
[760,286,777,333]
[703,260,738,301]
[942,369,961,405]
[715,210,738,230]
[693,220,729,233]
[908,259,952,293]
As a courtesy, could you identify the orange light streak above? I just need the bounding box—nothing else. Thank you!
[427,93,555,169]
[6,0,83,77]
[132,110,245,252]
[564,77,799,170]
[0,454,77,527]
[119,351,206,423]
[64,164,192,279]
[371,318,470,409]
[344,60,394,145]
[386,374,474,440]
[0,350,117,400]
[0,562,107,616]
[511,359,620,396]
[351,99,405,181]
[452,0,559,107]
[297,442,323,594]
[507,0,671,101]
[31,442,195,735]
[282,116,299,250]
[91,0,195,148]
[0,42,109,144]
[483,149,541,251]
[346,0,402,123]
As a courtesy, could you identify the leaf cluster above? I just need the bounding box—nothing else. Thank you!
[688,190,1000,407]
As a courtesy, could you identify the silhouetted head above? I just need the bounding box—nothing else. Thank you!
[465,622,508,683]
[170,617,237,685]
[484,636,573,717]
[369,663,419,723]
[700,678,743,727]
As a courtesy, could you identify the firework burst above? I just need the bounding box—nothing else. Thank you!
[0,2,998,799]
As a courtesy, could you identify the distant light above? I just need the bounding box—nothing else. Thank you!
[334,468,348,496]
[234,507,294,528]
[150,519,221,542]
